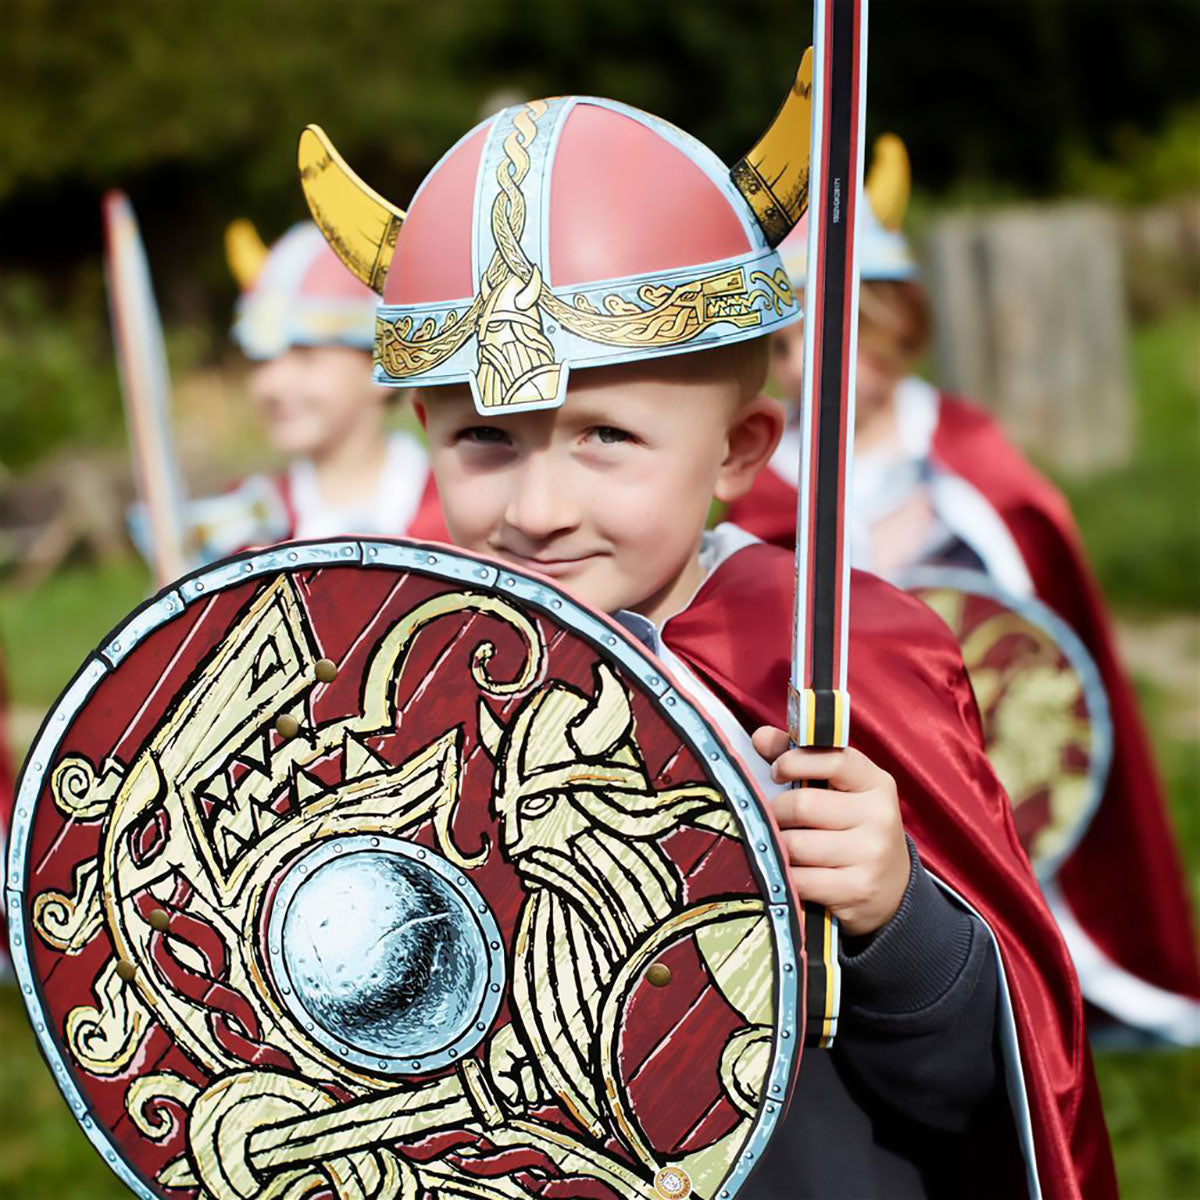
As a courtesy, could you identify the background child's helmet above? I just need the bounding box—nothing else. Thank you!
[778,134,918,291]
[299,56,814,415]
[227,220,380,360]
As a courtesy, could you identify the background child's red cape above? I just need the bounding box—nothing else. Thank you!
[661,544,1116,1199]
[727,394,1200,1010]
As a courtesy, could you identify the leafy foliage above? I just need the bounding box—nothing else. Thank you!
[2,0,1198,289]
[1062,107,1200,205]
[0,272,123,471]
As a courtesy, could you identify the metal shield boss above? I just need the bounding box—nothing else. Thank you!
[902,566,1113,880]
[9,539,804,1200]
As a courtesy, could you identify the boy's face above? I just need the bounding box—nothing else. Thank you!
[769,317,806,403]
[249,345,384,458]
[419,355,782,624]
[769,297,904,430]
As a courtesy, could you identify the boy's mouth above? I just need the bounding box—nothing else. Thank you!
[495,550,603,580]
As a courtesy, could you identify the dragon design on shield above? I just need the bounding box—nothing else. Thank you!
[23,562,792,1200]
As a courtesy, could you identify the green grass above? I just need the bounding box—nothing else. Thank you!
[1094,1046,1200,1198]
[1049,304,1200,615]
[1091,672,1200,1198]
[0,558,150,715]
[0,987,128,1200]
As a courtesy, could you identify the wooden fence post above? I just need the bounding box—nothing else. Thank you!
[925,203,1134,475]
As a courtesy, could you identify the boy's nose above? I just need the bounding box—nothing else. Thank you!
[248,353,296,404]
[503,453,579,543]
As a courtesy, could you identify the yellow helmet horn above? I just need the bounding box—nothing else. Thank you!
[730,49,814,247]
[864,133,911,232]
[224,218,269,290]
[297,125,406,295]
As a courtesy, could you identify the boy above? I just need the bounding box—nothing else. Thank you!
[727,136,1200,1043]
[300,89,1114,1197]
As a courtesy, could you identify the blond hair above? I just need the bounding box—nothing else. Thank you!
[650,336,770,405]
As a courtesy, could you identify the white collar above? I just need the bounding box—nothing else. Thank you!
[288,432,429,539]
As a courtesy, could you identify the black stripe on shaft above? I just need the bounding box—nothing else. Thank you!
[814,689,838,746]
[810,0,858,707]
[804,903,832,1045]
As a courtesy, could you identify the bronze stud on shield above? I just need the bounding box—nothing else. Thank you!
[314,658,338,684]
[147,908,170,933]
[646,963,672,988]
[276,714,301,740]
[115,960,137,983]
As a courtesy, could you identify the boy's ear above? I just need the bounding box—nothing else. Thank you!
[714,395,786,504]
[412,396,428,430]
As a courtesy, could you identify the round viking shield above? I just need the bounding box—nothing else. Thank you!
[8,538,803,1200]
[901,566,1112,879]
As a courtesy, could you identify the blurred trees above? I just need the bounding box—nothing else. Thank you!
[3,0,1198,276]
[1,0,1197,469]
[0,273,121,470]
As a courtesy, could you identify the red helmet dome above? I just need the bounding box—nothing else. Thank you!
[300,56,815,414]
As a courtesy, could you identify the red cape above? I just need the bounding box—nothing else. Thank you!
[726,393,1200,1004]
[934,398,1199,1001]
[405,474,450,542]
[661,543,1116,1199]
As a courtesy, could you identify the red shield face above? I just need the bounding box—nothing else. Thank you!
[904,568,1112,878]
[10,540,803,1200]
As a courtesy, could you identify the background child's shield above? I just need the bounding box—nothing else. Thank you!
[902,566,1113,879]
[7,539,804,1200]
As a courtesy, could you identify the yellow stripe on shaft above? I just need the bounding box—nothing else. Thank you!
[820,911,838,1045]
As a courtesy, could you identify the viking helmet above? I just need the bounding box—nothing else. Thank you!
[227,220,380,360]
[778,133,918,289]
[299,54,816,415]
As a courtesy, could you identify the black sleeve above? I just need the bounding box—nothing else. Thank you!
[833,837,1003,1133]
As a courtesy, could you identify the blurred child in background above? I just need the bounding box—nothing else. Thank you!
[222,219,446,545]
[726,136,1200,1045]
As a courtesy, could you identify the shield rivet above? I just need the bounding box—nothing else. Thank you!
[315,658,338,684]
[276,714,301,740]
[115,960,137,982]
[654,1166,692,1198]
[646,963,672,988]
[147,909,170,933]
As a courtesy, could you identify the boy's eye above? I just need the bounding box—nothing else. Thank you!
[458,426,510,445]
[591,425,632,445]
